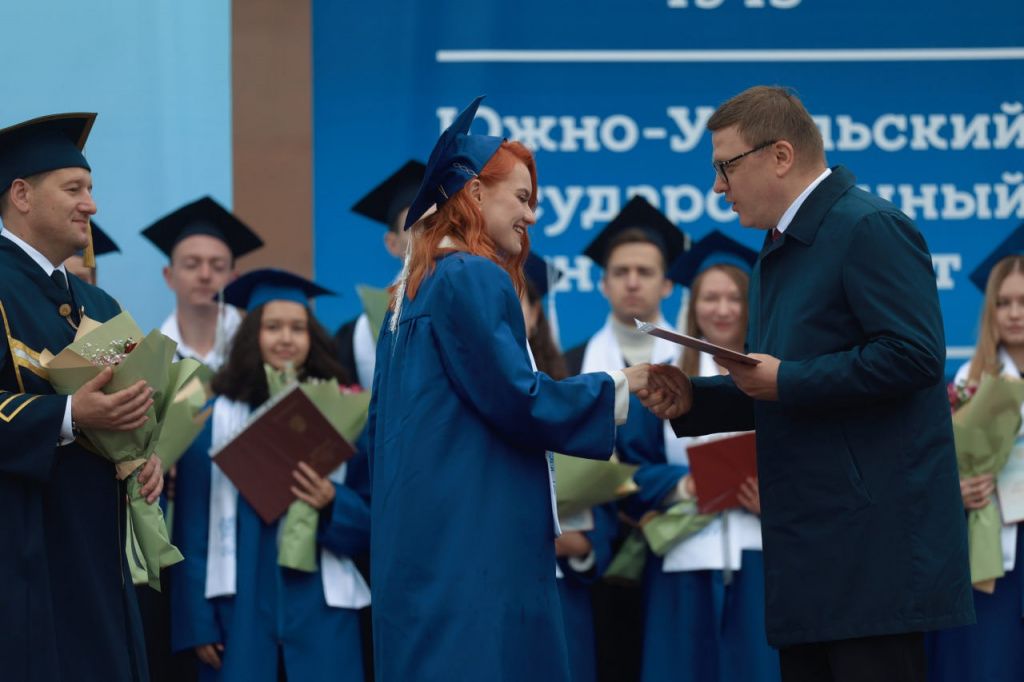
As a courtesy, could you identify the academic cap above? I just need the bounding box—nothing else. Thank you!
[81,221,120,257]
[668,229,757,287]
[141,196,264,259]
[403,96,504,230]
[0,113,95,194]
[352,160,426,229]
[221,268,334,312]
[969,222,1024,293]
[582,196,688,268]
[524,252,563,298]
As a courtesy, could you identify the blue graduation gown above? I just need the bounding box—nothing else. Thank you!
[617,396,779,682]
[368,252,617,682]
[169,413,368,682]
[0,237,148,682]
[926,524,1024,682]
[557,503,617,682]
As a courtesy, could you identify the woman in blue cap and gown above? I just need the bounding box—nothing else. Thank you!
[616,231,778,682]
[367,97,653,682]
[170,268,370,682]
[927,225,1024,682]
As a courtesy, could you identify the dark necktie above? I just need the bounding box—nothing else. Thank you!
[770,228,782,242]
[51,269,69,291]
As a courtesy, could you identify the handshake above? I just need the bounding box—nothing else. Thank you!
[621,364,692,420]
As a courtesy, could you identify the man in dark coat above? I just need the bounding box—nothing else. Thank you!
[0,113,163,681]
[642,86,973,682]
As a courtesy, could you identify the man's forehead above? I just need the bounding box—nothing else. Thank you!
[711,126,747,154]
[606,240,664,269]
[171,234,232,261]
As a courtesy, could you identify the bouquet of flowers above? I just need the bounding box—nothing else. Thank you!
[40,311,195,590]
[950,373,1024,592]
[554,454,638,518]
[265,363,371,572]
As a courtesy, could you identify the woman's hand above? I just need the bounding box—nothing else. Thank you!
[195,643,224,669]
[960,474,995,510]
[291,461,336,510]
[737,476,761,515]
[555,531,593,558]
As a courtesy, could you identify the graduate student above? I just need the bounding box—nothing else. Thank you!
[142,196,263,369]
[169,268,370,682]
[367,97,656,682]
[637,230,777,682]
[335,160,424,387]
[0,112,162,682]
[927,225,1024,682]
[63,219,118,285]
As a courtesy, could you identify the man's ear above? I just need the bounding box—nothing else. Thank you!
[7,178,33,213]
[773,141,796,178]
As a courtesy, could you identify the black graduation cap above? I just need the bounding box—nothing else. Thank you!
[582,196,688,268]
[969,222,1024,293]
[668,229,757,287]
[404,96,504,230]
[352,160,426,230]
[82,221,120,257]
[221,268,334,312]
[141,196,263,259]
[524,252,563,298]
[0,113,95,194]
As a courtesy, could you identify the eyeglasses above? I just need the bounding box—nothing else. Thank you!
[712,140,777,185]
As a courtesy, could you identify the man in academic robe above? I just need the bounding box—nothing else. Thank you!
[142,196,263,371]
[0,112,163,682]
[562,196,688,682]
[643,86,973,682]
[334,160,424,388]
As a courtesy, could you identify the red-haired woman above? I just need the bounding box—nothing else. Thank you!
[367,98,651,682]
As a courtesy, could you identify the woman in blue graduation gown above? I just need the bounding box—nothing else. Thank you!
[170,269,370,682]
[624,236,779,682]
[928,249,1024,682]
[368,97,648,682]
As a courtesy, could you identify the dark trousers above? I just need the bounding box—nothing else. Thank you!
[779,632,925,682]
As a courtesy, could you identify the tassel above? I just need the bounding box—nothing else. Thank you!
[83,220,96,268]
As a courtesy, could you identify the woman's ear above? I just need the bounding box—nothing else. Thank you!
[467,178,484,204]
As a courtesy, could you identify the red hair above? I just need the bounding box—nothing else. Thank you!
[402,140,537,301]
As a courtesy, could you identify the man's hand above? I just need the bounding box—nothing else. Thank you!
[737,476,762,515]
[637,364,692,420]
[554,531,593,558]
[716,353,780,401]
[137,454,164,504]
[195,643,224,670]
[71,367,153,431]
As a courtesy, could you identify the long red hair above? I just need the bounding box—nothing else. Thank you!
[402,140,537,301]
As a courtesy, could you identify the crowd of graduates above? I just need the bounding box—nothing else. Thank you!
[1,90,1023,682]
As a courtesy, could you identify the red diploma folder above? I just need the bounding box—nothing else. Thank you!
[211,385,355,523]
[686,432,758,514]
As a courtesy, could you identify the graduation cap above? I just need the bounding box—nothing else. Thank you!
[221,268,334,312]
[403,96,504,230]
[524,251,563,298]
[352,160,426,230]
[668,229,757,287]
[969,222,1024,293]
[141,196,263,259]
[582,196,688,268]
[0,113,95,195]
[78,221,120,257]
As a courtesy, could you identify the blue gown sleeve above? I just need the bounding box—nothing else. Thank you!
[168,422,222,652]
[430,256,616,460]
[0,337,62,480]
[777,211,945,409]
[557,502,618,586]
[318,430,371,558]
[616,395,689,517]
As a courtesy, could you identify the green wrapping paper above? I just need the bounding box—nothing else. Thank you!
[40,311,186,590]
[357,285,391,343]
[604,501,716,584]
[554,454,638,518]
[265,365,371,572]
[952,373,1024,592]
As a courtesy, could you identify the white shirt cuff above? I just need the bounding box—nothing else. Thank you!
[58,396,75,446]
[567,550,597,573]
[662,476,694,506]
[607,370,629,425]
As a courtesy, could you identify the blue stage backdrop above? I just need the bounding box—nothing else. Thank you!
[312,0,1024,376]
